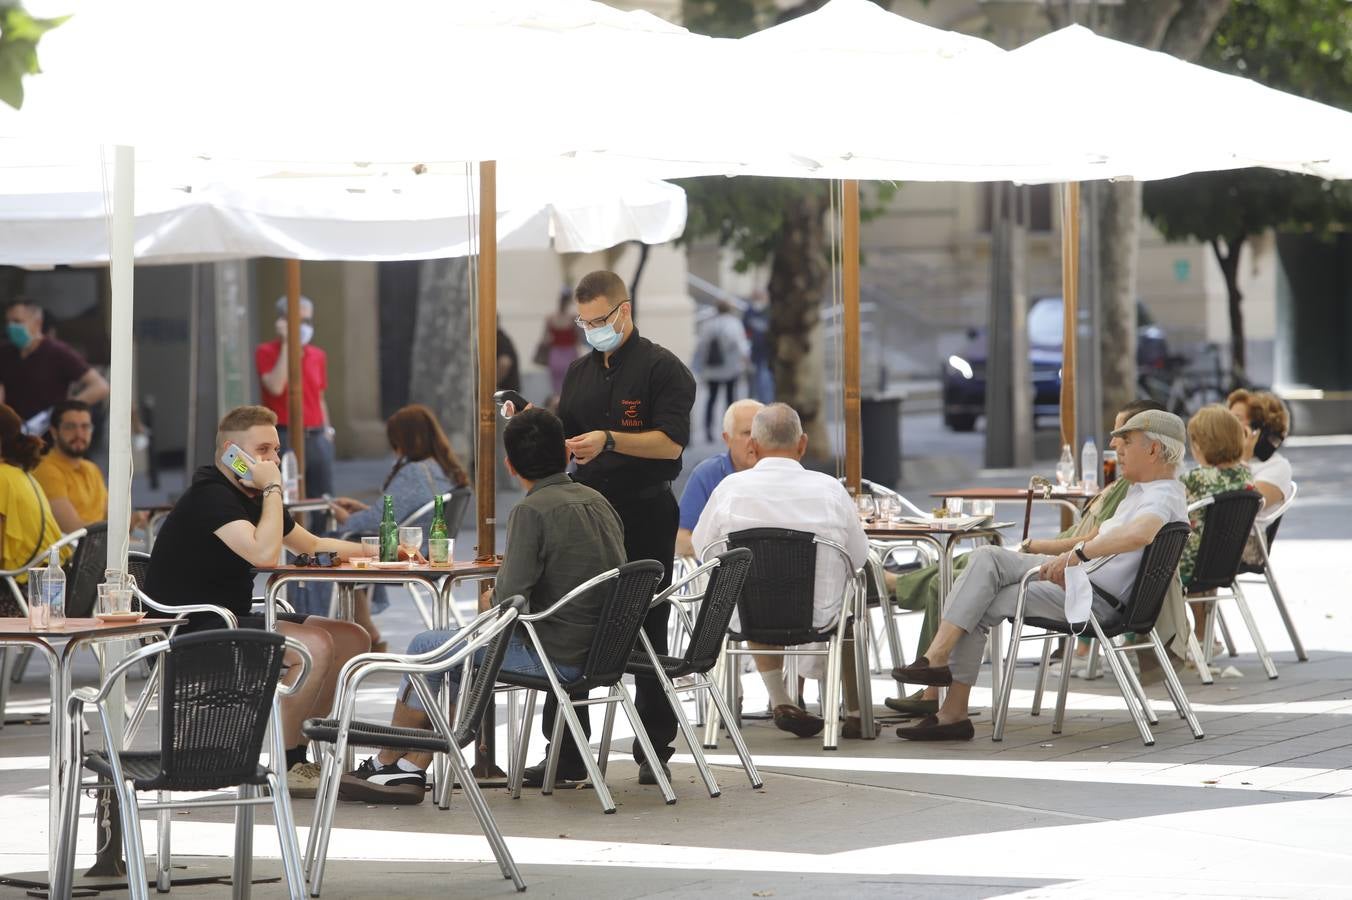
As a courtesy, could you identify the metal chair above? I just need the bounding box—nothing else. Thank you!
[52,629,312,900]
[624,548,761,798]
[1234,481,1305,662]
[0,528,86,728]
[992,521,1199,747]
[1182,490,1271,680]
[709,528,867,751]
[302,598,527,896]
[9,523,110,687]
[500,560,670,814]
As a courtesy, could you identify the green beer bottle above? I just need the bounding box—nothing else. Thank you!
[378,495,398,562]
[428,495,449,565]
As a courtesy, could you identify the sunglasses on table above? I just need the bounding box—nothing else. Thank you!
[292,551,340,568]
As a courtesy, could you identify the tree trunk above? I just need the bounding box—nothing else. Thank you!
[768,189,831,457]
[410,257,476,473]
[1210,235,1248,381]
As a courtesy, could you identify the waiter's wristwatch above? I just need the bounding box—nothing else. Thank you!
[602,430,616,452]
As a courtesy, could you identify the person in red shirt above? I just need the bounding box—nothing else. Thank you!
[254,295,335,500]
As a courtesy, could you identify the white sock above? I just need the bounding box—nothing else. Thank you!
[759,669,795,708]
[395,757,422,773]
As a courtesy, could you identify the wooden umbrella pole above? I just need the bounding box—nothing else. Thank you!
[285,259,306,496]
[842,179,862,495]
[475,161,498,566]
[1060,182,1080,456]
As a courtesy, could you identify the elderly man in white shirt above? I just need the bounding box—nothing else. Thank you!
[692,403,871,739]
[893,409,1191,741]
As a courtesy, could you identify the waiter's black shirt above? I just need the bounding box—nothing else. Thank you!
[558,329,696,502]
[146,465,296,617]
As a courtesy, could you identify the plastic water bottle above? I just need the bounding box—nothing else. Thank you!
[281,450,300,502]
[1056,444,1076,488]
[1081,439,1098,492]
[39,547,65,629]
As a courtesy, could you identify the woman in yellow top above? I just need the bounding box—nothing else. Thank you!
[0,403,63,594]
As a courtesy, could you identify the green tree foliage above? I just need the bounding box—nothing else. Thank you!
[0,2,66,110]
[1143,0,1352,379]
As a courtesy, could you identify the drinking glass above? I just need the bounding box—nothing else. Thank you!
[108,588,134,616]
[974,499,996,518]
[428,537,453,566]
[398,526,424,562]
[28,570,48,628]
[878,495,901,523]
[855,493,877,521]
[361,536,380,560]
[96,582,112,615]
[945,497,964,516]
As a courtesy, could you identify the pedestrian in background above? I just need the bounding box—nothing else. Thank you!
[255,295,335,501]
[693,300,750,444]
[743,290,774,403]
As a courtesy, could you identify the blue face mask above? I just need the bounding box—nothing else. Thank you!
[6,322,30,350]
[584,321,624,353]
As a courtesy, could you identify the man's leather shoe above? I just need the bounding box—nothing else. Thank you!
[894,715,975,742]
[637,760,671,785]
[521,760,587,788]
[891,656,953,686]
[884,694,940,717]
[841,716,882,739]
[773,704,825,737]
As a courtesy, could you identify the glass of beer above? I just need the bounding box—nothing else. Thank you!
[1102,450,1118,485]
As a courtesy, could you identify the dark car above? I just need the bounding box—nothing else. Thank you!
[942,296,1168,431]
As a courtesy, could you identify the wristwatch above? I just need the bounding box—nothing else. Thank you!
[1073,541,1090,563]
[602,430,616,452]
[1018,538,1033,554]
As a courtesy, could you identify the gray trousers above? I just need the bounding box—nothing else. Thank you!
[942,545,1114,685]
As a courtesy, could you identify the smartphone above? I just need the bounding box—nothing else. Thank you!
[493,389,530,418]
[221,444,257,481]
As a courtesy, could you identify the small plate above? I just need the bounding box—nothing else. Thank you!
[96,611,147,623]
[369,560,413,570]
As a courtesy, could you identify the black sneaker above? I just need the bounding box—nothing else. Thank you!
[338,757,426,804]
[637,759,671,786]
[520,759,587,788]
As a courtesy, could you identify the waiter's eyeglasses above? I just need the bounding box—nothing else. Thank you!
[573,301,625,330]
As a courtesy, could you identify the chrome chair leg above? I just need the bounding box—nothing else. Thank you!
[1233,581,1279,679]
[617,684,676,805]
[1187,631,1215,684]
[232,783,254,900]
[821,636,840,751]
[702,649,727,749]
[598,689,617,777]
[1116,642,1159,726]
[268,771,307,899]
[701,673,762,788]
[119,779,151,900]
[1031,638,1054,716]
[541,703,567,796]
[1216,605,1239,658]
[1150,629,1204,739]
[991,611,1024,742]
[509,690,535,801]
[1084,639,1103,680]
[1264,566,1307,661]
[1051,637,1074,734]
[1090,618,1154,746]
[156,791,171,892]
[447,744,526,891]
[555,688,616,813]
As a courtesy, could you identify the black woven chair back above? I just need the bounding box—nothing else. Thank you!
[580,560,665,687]
[127,550,152,591]
[453,595,527,748]
[443,486,473,533]
[1187,490,1263,593]
[681,548,753,672]
[727,528,822,645]
[1093,521,1191,635]
[155,629,287,791]
[64,522,109,618]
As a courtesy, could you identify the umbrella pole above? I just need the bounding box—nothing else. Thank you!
[1060,182,1080,456]
[842,180,862,495]
[475,160,501,778]
[285,259,306,497]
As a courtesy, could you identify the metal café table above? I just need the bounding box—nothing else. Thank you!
[0,616,182,887]
[865,518,1013,700]
[932,486,1095,524]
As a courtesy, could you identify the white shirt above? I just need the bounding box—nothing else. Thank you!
[691,457,868,629]
[1065,477,1189,621]
[1249,452,1294,519]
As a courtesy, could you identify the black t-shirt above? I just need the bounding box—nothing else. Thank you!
[496,327,521,393]
[146,466,296,617]
[557,329,695,502]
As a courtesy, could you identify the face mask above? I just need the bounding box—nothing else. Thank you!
[1251,423,1281,461]
[6,322,30,350]
[300,323,314,345]
[584,321,623,353]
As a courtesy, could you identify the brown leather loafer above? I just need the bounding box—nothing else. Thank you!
[773,704,825,738]
[841,716,882,739]
[894,715,975,742]
[891,656,954,686]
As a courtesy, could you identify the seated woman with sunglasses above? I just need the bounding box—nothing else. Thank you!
[289,404,470,649]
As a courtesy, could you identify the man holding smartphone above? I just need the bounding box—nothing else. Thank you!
[551,270,696,787]
[146,405,370,797]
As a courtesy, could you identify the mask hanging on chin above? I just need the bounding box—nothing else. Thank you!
[6,322,31,350]
[584,321,623,353]
[1251,423,1282,462]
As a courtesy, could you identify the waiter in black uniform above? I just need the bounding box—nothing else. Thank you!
[553,269,696,786]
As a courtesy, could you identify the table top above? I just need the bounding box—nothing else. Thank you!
[865,520,1014,539]
[933,486,1096,501]
[257,560,501,579]
[0,616,183,639]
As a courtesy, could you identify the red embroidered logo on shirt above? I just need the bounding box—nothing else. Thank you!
[621,399,643,427]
